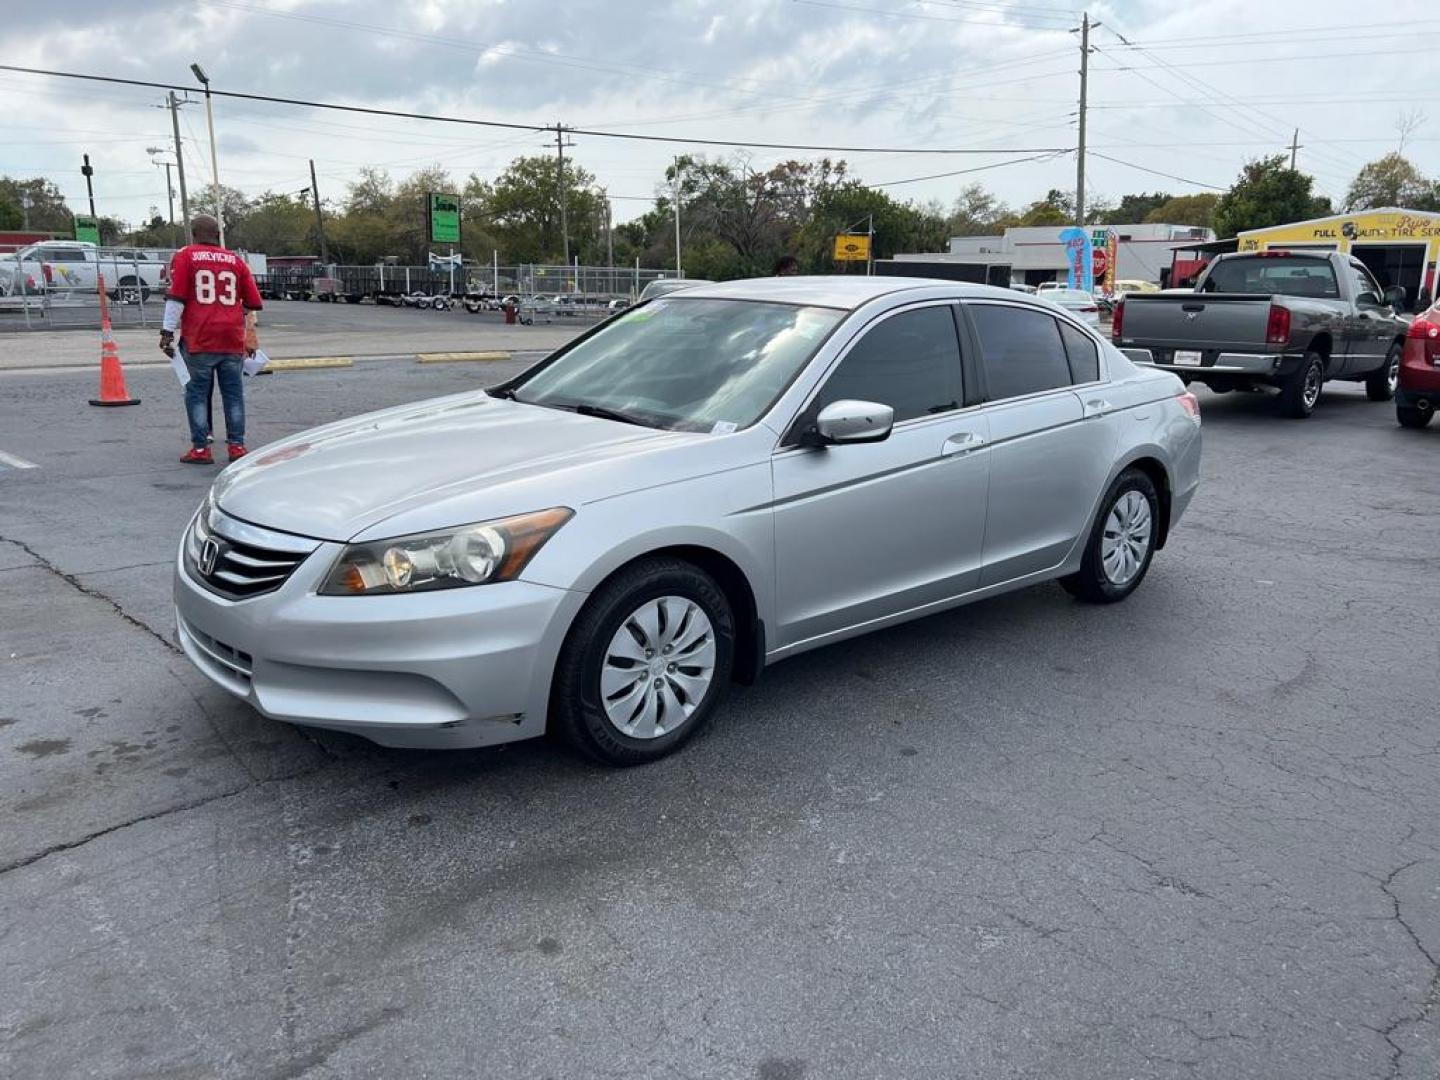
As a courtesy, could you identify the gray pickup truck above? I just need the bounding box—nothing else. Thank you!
[1113,250,1408,417]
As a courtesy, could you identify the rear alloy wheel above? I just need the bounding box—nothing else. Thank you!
[1278,352,1324,418]
[551,557,734,765]
[1366,342,1403,401]
[1061,468,1160,604]
[1397,402,1434,429]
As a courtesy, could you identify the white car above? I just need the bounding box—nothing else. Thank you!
[1038,288,1102,328]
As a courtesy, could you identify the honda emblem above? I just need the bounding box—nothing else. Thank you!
[199,537,221,576]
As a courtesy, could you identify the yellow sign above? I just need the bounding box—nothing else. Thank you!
[1238,210,1440,253]
[834,234,871,262]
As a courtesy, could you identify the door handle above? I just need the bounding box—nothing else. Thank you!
[941,431,986,457]
[1084,398,1113,418]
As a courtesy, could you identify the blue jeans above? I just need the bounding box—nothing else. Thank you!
[184,351,244,449]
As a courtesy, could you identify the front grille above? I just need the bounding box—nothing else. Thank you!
[187,510,314,601]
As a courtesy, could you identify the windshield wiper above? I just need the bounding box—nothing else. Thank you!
[487,386,517,400]
[570,403,654,428]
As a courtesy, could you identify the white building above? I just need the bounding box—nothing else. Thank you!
[878,222,1216,288]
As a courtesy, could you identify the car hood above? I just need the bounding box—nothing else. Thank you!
[213,391,705,541]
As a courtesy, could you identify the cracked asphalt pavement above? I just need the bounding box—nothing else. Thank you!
[1,357,1437,1079]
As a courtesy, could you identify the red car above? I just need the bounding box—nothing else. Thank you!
[1398,297,1440,428]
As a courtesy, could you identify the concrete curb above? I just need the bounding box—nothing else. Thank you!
[415,351,512,364]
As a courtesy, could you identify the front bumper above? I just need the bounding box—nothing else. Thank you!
[1120,347,1299,380]
[174,520,585,749]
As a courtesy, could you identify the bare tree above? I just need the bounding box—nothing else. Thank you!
[1396,109,1427,154]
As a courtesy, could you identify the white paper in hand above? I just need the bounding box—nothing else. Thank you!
[243,349,270,377]
[170,351,190,386]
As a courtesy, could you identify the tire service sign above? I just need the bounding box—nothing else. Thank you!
[428,193,461,244]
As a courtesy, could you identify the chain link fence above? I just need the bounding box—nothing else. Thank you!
[0,246,167,331]
[0,249,688,331]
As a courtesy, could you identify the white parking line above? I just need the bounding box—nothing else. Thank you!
[0,449,38,470]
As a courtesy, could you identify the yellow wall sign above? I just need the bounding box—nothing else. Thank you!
[1238,210,1440,253]
[834,234,871,261]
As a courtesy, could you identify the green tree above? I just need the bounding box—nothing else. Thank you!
[1100,191,1172,225]
[230,192,314,256]
[0,177,72,232]
[1343,152,1440,211]
[1016,189,1073,227]
[475,155,607,265]
[0,193,20,230]
[796,181,948,272]
[1211,155,1331,238]
[946,183,1012,235]
[1144,193,1220,229]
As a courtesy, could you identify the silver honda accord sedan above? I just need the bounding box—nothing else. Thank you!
[175,277,1201,764]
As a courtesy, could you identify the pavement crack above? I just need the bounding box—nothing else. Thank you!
[0,533,179,654]
[0,763,336,876]
[1374,859,1440,1078]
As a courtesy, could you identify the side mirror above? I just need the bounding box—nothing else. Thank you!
[805,400,895,446]
[1383,285,1406,310]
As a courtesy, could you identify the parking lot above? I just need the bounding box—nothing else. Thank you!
[1,359,1437,1079]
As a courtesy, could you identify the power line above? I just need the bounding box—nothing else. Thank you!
[0,64,1071,156]
[1087,152,1225,192]
[869,151,1067,188]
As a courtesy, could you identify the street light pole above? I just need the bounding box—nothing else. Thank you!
[191,63,224,245]
[81,154,96,219]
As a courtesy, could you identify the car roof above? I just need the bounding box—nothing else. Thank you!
[670,275,1033,311]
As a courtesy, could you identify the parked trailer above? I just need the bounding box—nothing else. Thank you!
[256,266,320,301]
[316,265,459,304]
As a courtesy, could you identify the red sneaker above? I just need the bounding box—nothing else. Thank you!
[181,447,214,465]
[226,443,248,462]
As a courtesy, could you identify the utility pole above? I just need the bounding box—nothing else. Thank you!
[672,159,683,277]
[308,158,329,264]
[554,123,573,270]
[1073,12,1094,229]
[1289,128,1301,170]
[168,92,192,244]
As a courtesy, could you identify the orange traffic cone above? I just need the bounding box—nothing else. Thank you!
[89,272,140,407]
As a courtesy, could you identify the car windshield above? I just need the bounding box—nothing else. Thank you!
[1046,289,1093,303]
[511,298,843,432]
[1202,255,1340,298]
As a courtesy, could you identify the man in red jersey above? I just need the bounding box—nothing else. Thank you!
[159,214,263,464]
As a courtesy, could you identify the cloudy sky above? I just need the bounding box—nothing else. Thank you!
[1,0,1435,233]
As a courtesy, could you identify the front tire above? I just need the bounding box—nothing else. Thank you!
[1061,468,1160,604]
[551,558,735,765]
[1278,352,1324,418]
[1366,342,1402,401]
[1397,402,1434,429]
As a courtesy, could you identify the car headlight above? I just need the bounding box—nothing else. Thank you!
[318,508,573,596]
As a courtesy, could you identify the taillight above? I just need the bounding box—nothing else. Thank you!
[1177,391,1201,422]
[1406,316,1438,341]
[1409,315,1440,365]
[1111,298,1125,340]
[1265,303,1290,345]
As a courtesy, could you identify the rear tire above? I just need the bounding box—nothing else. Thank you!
[1061,468,1160,605]
[1366,342,1402,401]
[1278,352,1324,418]
[1397,402,1434,429]
[551,558,735,766]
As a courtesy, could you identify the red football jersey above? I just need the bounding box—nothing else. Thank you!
[166,244,263,354]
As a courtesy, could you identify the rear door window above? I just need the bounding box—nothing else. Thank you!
[1059,321,1101,384]
[969,304,1074,401]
